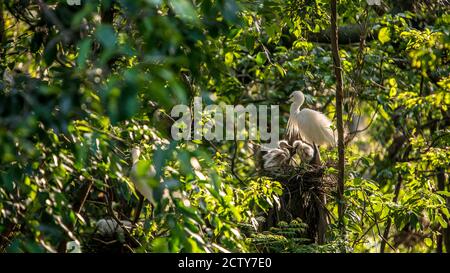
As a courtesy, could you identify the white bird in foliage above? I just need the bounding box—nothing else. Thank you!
[263,140,292,169]
[96,218,132,237]
[66,240,82,253]
[293,140,314,163]
[286,91,335,146]
[130,147,156,203]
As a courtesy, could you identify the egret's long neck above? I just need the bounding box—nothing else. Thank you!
[290,100,303,114]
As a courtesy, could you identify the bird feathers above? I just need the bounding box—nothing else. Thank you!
[287,92,336,146]
[297,108,335,146]
[263,140,314,170]
[130,147,157,203]
[293,140,314,162]
[263,147,290,169]
[262,140,293,169]
[264,91,334,170]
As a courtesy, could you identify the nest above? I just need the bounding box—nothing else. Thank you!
[82,233,134,253]
[260,163,337,244]
[80,219,138,253]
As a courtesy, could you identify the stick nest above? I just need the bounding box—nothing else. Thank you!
[259,162,337,242]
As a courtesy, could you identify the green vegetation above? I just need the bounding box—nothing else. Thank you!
[0,0,449,253]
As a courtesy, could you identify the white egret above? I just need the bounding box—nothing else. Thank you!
[286,91,335,147]
[293,140,314,163]
[263,140,292,169]
[130,147,156,203]
[96,218,132,237]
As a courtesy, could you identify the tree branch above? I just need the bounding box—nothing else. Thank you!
[331,0,346,224]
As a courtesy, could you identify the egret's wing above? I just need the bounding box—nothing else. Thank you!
[263,157,273,169]
[297,111,312,144]
[265,148,283,156]
[263,152,274,161]
[130,163,156,203]
[312,110,335,146]
[317,122,336,146]
[264,148,290,169]
[263,150,279,168]
[299,109,335,146]
[264,154,278,169]
[271,153,283,162]
[287,113,303,142]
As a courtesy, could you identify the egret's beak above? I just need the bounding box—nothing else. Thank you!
[284,143,293,149]
[288,95,294,102]
[278,141,293,149]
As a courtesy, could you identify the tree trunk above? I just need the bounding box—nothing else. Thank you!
[0,0,5,61]
[330,0,345,223]
[317,193,328,244]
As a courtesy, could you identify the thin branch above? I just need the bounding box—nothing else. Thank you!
[231,139,245,184]
[380,174,403,253]
[104,188,142,248]
[35,0,65,32]
[345,103,380,144]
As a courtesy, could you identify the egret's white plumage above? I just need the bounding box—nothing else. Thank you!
[66,240,82,253]
[293,140,314,163]
[287,91,335,146]
[263,140,292,169]
[130,147,156,203]
[96,218,132,237]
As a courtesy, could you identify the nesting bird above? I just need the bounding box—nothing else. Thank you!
[130,147,157,203]
[286,91,335,147]
[96,218,132,237]
[262,139,320,170]
[263,140,292,169]
[293,140,314,163]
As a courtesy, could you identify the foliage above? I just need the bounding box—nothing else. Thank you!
[0,0,449,253]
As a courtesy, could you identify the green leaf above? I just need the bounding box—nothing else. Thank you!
[169,0,198,23]
[389,87,397,97]
[245,36,255,52]
[274,63,286,77]
[378,27,391,44]
[437,215,448,228]
[442,208,450,219]
[424,237,433,247]
[224,52,234,66]
[77,39,92,70]
[95,25,117,48]
[255,52,267,65]
[361,156,374,167]
[437,191,450,197]
[151,238,169,253]
[222,0,239,23]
